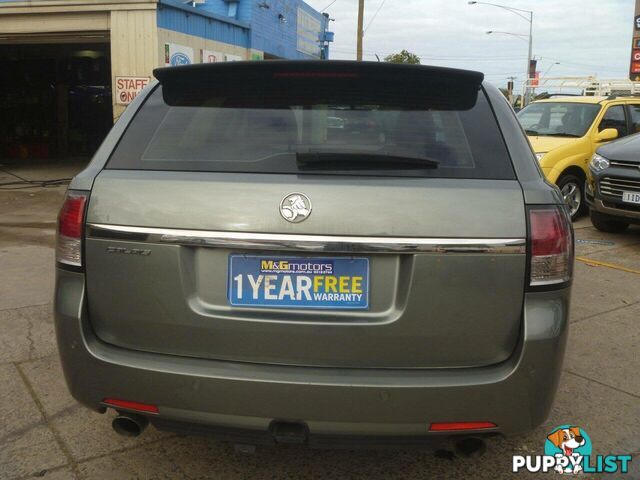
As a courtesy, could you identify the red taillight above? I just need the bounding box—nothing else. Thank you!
[58,193,86,238]
[529,206,573,286]
[56,190,88,267]
[102,398,159,414]
[429,421,497,432]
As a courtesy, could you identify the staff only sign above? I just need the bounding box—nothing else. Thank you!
[115,76,150,105]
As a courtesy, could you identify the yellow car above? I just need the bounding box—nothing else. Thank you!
[517,96,640,219]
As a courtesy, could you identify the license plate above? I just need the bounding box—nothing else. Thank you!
[228,255,369,310]
[622,191,640,205]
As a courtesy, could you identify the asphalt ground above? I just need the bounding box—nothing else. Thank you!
[1,163,638,479]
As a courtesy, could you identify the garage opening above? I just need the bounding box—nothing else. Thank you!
[0,42,112,166]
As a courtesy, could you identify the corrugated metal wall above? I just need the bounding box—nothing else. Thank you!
[250,0,328,60]
[157,2,250,48]
[156,0,329,60]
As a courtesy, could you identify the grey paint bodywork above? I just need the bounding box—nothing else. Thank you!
[87,171,526,237]
[483,85,564,205]
[56,67,571,440]
[83,172,528,368]
[597,132,640,162]
[85,237,525,368]
[56,267,569,437]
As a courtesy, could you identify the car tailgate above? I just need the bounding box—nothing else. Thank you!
[84,170,526,368]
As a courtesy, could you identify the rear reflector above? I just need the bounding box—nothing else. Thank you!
[102,398,159,414]
[429,421,497,432]
[529,206,573,286]
[56,190,88,267]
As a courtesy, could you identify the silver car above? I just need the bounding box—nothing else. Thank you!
[55,61,574,448]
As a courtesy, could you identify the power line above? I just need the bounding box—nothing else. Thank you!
[331,51,517,61]
[329,47,622,72]
[543,55,623,71]
[363,0,388,34]
[483,72,526,76]
[330,47,529,60]
[0,167,71,190]
[320,0,338,12]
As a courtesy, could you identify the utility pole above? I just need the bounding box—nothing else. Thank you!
[524,9,533,106]
[507,76,516,106]
[356,0,364,60]
[468,2,534,105]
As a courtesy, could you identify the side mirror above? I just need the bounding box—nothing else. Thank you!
[596,128,618,142]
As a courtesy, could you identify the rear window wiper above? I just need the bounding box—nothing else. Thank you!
[524,129,539,135]
[296,152,439,170]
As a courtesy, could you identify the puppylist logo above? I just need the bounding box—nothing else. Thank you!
[513,425,632,475]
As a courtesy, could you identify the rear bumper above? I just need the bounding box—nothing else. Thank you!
[55,268,570,441]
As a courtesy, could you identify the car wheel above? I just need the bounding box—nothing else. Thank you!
[557,175,585,220]
[589,209,629,233]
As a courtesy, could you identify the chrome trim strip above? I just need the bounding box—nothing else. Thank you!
[88,223,526,254]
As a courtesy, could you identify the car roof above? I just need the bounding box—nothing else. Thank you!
[532,96,608,104]
[532,96,640,105]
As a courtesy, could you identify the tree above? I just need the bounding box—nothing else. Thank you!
[384,50,421,65]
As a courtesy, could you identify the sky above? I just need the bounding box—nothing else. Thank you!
[304,0,634,92]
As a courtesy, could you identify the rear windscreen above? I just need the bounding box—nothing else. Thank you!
[107,76,515,179]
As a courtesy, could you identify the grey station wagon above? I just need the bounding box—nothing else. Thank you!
[55,61,574,448]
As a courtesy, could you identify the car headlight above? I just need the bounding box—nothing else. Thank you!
[589,153,610,173]
[535,153,546,162]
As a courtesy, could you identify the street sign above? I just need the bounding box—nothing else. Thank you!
[631,2,640,80]
[529,59,537,79]
[531,71,540,87]
[115,76,150,105]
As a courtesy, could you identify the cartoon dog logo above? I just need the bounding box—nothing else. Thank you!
[546,426,587,474]
[515,425,628,475]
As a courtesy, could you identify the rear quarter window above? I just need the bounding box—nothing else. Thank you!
[107,73,515,180]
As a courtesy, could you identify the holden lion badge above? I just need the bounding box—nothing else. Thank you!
[280,193,312,223]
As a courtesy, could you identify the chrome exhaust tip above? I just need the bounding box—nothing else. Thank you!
[112,412,149,437]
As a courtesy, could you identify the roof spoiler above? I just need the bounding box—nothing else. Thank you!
[154,60,484,85]
[153,60,485,110]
